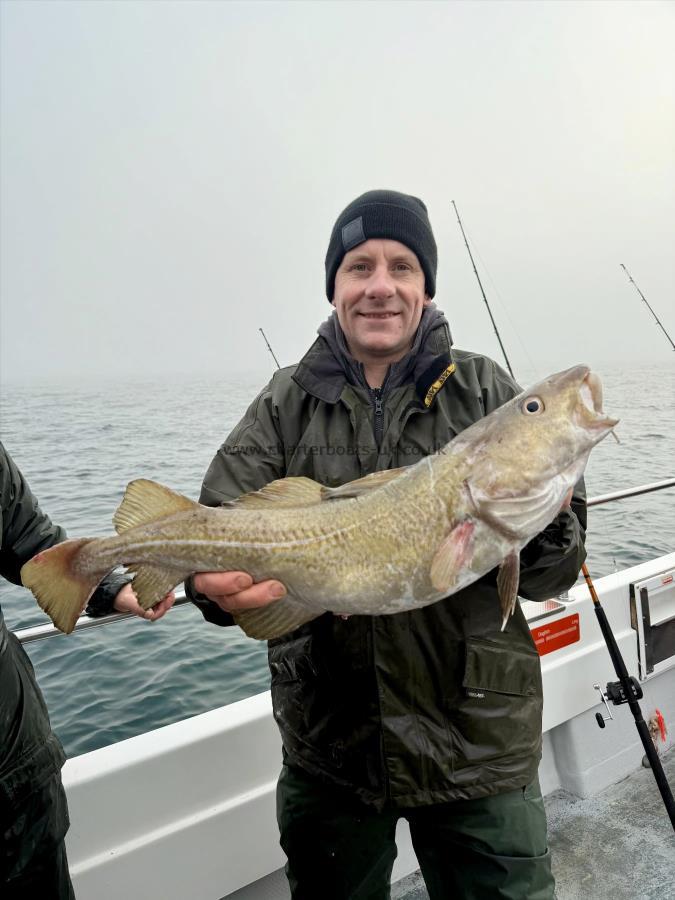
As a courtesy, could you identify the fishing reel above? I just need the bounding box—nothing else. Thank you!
[593,678,643,728]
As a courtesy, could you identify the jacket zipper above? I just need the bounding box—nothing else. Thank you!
[371,388,384,449]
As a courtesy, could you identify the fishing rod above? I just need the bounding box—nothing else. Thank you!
[620,264,675,351]
[451,201,515,378]
[259,327,281,369]
[585,562,675,831]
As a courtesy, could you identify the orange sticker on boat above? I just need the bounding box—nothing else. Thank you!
[531,614,580,656]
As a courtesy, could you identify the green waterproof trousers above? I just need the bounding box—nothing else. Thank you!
[277,762,554,900]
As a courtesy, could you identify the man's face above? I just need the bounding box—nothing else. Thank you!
[332,238,430,366]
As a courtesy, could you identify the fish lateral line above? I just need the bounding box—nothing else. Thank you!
[101,520,367,556]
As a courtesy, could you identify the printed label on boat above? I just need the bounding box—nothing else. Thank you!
[530,613,580,656]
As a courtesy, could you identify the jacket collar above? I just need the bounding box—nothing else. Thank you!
[292,311,455,408]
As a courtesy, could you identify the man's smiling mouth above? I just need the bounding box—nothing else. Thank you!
[358,312,400,319]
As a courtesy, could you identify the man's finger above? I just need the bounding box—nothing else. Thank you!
[146,592,177,621]
[193,571,253,596]
[210,580,286,612]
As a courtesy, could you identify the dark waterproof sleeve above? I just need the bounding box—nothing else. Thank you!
[186,383,287,626]
[0,443,67,585]
[0,441,129,615]
[518,481,587,600]
[84,571,133,617]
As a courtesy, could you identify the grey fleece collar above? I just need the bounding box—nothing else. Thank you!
[292,305,454,404]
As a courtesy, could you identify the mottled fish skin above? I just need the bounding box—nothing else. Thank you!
[81,457,469,614]
[21,365,618,637]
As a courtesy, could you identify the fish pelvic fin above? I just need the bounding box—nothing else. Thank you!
[430,520,475,593]
[233,596,322,640]
[20,539,101,634]
[113,479,198,533]
[498,550,521,631]
[130,564,184,611]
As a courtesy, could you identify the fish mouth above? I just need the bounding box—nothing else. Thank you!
[580,370,602,414]
[577,369,619,431]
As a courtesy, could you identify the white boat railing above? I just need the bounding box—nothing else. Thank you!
[13,477,675,645]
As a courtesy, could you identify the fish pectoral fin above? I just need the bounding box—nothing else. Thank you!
[430,520,475,593]
[223,477,325,509]
[233,596,322,640]
[20,538,102,634]
[113,480,198,534]
[321,468,407,501]
[130,565,184,610]
[497,550,521,631]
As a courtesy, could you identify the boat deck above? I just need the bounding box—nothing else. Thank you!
[393,747,675,900]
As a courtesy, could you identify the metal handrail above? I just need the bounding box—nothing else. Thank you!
[16,593,190,644]
[586,478,675,507]
[12,477,675,645]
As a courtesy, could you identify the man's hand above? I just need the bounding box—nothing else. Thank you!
[193,571,286,613]
[113,582,176,622]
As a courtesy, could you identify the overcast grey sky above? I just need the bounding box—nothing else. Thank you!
[1,0,673,385]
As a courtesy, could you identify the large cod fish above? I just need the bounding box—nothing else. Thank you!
[22,365,617,640]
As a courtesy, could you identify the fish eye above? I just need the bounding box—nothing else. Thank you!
[522,396,544,415]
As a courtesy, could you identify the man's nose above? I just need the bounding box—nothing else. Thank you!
[365,265,395,299]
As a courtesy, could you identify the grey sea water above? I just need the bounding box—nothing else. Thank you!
[0,364,673,758]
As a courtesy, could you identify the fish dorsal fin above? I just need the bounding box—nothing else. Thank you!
[113,479,198,533]
[321,467,407,501]
[223,476,325,509]
[225,468,407,511]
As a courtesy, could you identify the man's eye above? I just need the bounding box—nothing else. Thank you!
[394,263,411,272]
[350,263,368,271]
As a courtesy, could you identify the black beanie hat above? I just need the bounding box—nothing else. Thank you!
[325,189,437,300]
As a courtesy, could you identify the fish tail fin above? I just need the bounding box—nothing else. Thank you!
[21,539,102,634]
[113,479,198,534]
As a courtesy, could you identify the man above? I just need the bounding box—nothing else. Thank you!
[188,190,586,899]
[0,441,174,899]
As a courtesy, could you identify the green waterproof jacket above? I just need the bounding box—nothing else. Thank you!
[190,323,586,808]
[0,443,67,836]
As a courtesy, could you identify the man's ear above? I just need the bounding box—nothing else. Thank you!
[331,299,337,308]
[423,295,432,306]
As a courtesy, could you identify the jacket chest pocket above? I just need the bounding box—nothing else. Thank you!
[446,636,543,765]
[463,636,540,698]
